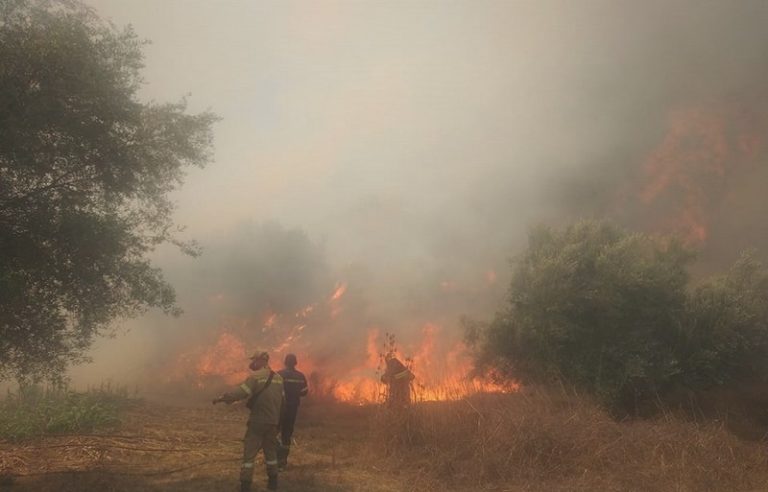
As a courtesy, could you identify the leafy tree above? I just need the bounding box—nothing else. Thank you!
[0,0,216,381]
[474,220,768,413]
[475,220,694,411]
[678,253,768,388]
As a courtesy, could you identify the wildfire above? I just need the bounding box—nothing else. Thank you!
[310,323,514,405]
[194,331,249,386]
[324,328,383,404]
[176,323,511,402]
[330,282,347,302]
[329,281,347,319]
[409,323,514,402]
[638,104,763,244]
[263,312,278,329]
[171,280,513,402]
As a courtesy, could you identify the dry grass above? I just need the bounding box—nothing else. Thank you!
[4,390,768,491]
[369,389,768,491]
[1,399,406,491]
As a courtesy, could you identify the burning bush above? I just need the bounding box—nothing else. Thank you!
[473,220,768,414]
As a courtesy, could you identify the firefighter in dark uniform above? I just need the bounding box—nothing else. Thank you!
[277,353,308,469]
[381,355,414,408]
[213,350,284,492]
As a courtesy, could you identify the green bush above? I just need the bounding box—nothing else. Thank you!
[475,220,768,414]
[0,384,134,440]
[678,253,768,388]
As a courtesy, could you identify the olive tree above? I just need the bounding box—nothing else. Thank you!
[0,0,216,381]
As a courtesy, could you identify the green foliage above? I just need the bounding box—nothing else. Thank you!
[476,220,768,413]
[678,252,768,388]
[0,383,134,440]
[480,221,693,409]
[0,1,217,381]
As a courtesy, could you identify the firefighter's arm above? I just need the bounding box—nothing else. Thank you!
[299,374,309,397]
[394,369,414,382]
[213,377,256,405]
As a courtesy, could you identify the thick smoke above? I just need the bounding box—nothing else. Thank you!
[69,1,768,389]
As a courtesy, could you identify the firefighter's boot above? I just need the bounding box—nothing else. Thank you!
[267,473,278,491]
[240,479,252,492]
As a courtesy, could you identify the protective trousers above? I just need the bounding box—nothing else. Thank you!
[241,422,279,483]
[278,404,299,466]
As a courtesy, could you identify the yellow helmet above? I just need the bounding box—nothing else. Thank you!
[249,350,269,362]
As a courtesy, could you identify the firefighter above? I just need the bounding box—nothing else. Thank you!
[380,355,414,407]
[277,353,308,469]
[213,350,284,492]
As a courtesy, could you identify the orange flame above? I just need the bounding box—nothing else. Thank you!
[195,332,250,386]
[330,282,347,302]
[639,105,763,244]
[410,323,514,401]
[172,283,514,402]
[329,282,346,319]
[313,323,515,405]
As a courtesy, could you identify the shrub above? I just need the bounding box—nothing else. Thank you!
[678,252,768,388]
[474,220,768,414]
[0,384,134,440]
[476,220,693,411]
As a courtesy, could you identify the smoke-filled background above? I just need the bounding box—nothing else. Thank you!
[69,0,768,397]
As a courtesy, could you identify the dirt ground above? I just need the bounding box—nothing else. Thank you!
[0,398,407,492]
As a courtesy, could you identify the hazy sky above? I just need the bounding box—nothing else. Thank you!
[84,1,768,263]
[72,0,768,385]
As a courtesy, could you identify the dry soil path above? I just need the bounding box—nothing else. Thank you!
[1,399,407,492]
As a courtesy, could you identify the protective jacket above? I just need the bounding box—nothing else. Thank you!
[381,358,414,407]
[223,367,285,425]
[278,368,308,408]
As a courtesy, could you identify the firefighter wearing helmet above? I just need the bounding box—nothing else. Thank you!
[380,354,415,407]
[213,350,284,492]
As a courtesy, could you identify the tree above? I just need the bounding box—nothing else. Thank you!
[475,220,694,411]
[0,0,217,381]
[678,252,768,388]
[473,220,768,414]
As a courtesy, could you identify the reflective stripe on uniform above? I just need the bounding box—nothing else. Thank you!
[240,383,253,395]
[283,378,305,383]
[265,460,278,466]
[241,462,254,468]
[394,370,411,379]
[254,377,283,384]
